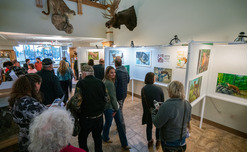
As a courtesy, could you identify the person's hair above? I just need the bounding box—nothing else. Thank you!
[62,57,66,60]
[99,58,104,64]
[3,61,13,67]
[58,60,68,75]
[28,108,73,152]
[114,57,122,67]
[8,74,42,107]
[168,81,185,100]
[36,57,41,61]
[28,64,35,69]
[12,59,18,65]
[26,59,30,63]
[145,72,155,84]
[104,66,115,82]
[88,59,94,66]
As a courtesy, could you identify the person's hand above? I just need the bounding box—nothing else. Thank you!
[112,112,117,117]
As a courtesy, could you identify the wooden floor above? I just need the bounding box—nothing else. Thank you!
[70,95,247,152]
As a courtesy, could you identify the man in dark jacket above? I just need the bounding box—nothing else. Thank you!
[37,58,64,105]
[76,65,106,152]
[23,59,30,71]
[93,58,105,80]
[114,57,130,133]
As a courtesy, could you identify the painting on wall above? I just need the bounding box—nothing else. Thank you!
[109,50,124,65]
[154,67,172,84]
[80,63,87,72]
[189,76,202,103]
[197,49,211,74]
[158,54,164,63]
[216,73,247,99]
[136,51,151,67]
[88,51,99,61]
[164,55,170,63]
[124,65,130,74]
[176,51,187,69]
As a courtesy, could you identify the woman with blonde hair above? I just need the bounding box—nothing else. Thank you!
[57,60,73,104]
[152,81,191,152]
[102,66,131,150]
[8,73,46,152]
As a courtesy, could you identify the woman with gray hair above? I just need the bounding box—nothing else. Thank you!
[28,108,86,152]
[152,81,191,152]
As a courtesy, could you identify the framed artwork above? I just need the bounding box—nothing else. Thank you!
[176,51,187,69]
[154,67,172,84]
[80,63,87,72]
[158,54,164,63]
[135,50,151,67]
[88,51,99,61]
[109,50,124,65]
[216,73,247,99]
[124,65,130,74]
[197,49,211,74]
[189,76,202,103]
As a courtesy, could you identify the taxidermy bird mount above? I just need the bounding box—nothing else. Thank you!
[103,0,137,31]
[42,0,76,34]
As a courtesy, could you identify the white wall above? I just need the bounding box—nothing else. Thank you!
[0,0,107,38]
[112,0,247,46]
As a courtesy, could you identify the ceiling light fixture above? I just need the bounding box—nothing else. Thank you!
[169,35,181,45]
[234,32,247,44]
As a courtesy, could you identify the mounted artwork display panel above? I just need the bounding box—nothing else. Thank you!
[135,50,152,67]
[197,49,211,74]
[154,67,172,84]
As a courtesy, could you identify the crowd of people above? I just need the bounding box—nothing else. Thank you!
[5,55,191,152]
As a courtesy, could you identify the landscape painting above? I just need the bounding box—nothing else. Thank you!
[216,73,247,99]
[197,49,211,74]
[189,76,202,103]
[88,51,99,60]
[136,51,151,67]
[154,67,172,84]
[109,50,124,65]
[176,51,187,69]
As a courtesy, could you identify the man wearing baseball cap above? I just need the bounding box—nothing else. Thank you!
[37,58,64,105]
[75,65,106,152]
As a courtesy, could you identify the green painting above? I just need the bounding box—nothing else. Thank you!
[88,51,99,60]
[189,76,202,103]
[124,65,130,74]
[216,73,247,99]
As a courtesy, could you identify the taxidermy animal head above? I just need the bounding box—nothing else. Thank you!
[103,0,137,31]
[42,0,76,34]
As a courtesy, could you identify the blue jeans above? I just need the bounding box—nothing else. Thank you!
[102,109,128,147]
[146,123,160,141]
[117,99,126,134]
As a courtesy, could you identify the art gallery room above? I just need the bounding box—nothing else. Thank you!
[0,0,247,152]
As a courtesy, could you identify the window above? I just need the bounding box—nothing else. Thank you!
[14,45,25,65]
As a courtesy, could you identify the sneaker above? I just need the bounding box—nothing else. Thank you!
[122,146,131,150]
[156,140,161,147]
[148,139,154,147]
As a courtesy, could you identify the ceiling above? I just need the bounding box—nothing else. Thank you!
[0,32,106,46]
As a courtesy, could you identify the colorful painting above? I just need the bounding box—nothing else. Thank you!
[88,51,99,60]
[216,73,247,99]
[176,51,187,69]
[189,76,202,103]
[124,65,130,74]
[109,50,124,65]
[136,51,151,67]
[197,49,210,74]
[158,54,164,63]
[154,67,172,84]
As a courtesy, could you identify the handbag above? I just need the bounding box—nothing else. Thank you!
[164,101,186,152]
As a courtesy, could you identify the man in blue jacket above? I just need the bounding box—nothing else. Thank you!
[114,57,130,133]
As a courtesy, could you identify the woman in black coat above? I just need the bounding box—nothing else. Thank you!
[141,72,164,147]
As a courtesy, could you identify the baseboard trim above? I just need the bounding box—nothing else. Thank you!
[192,115,247,139]
[127,91,141,98]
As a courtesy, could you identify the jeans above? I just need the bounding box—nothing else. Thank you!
[117,98,126,134]
[78,116,103,152]
[146,123,160,141]
[102,109,128,147]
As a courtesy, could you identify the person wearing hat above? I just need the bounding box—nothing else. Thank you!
[37,58,64,105]
[75,65,106,152]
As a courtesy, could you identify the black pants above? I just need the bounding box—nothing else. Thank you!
[59,80,69,103]
[78,115,103,152]
[75,70,79,80]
